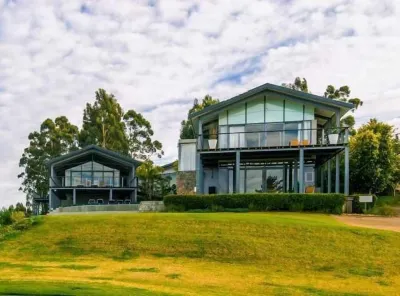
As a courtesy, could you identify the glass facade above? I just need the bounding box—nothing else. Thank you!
[64,161,121,187]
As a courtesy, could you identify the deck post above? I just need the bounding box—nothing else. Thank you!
[321,164,325,193]
[235,151,241,193]
[299,148,304,193]
[345,129,350,195]
[196,153,203,194]
[109,189,113,201]
[293,160,298,193]
[335,155,340,193]
[283,165,287,192]
[288,162,293,192]
[73,188,76,205]
[327,159,332,193]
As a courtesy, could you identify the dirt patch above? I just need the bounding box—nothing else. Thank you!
[335,215,400,232]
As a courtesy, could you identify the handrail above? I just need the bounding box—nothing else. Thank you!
[198,127,349,150]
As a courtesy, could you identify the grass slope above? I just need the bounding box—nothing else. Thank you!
[0,213,400,295]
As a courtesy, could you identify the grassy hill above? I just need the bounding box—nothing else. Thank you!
[0,213,400,295]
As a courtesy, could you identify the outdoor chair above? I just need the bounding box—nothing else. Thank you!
[290,139,299,146]
[97,199,104,205]
[88,199,96,205]
[117,200,124,204]
[305,186,315,194]
[124,199,131,204]
[301,140,310,146]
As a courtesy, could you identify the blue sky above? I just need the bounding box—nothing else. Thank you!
[0,0,400,207]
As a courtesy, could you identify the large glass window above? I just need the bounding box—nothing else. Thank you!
[219,126,228,149]
[265,169,284,192]
[266,123,283,146]
[285,122,300,145]
[228,105,246,124]
[247,98,264,123]
[245,124,265,147]
[229,126,245,148]
[285,101,303,121]
[71,171,82,186]
[266,98,284,122]
[246,169,263,193]
[65,161,120,187]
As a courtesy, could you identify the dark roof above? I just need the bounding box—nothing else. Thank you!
[46,145,142,167]
[162,161,177,169]
[189,82,354,119]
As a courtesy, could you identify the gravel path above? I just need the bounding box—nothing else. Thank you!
[335,215,400,232]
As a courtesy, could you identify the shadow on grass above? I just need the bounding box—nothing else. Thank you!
[263,282,367,296]
[60,264,97,270]
[126,267,159,273]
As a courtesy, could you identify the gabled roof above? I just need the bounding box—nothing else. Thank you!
[47,145,141,167]
[189,82,354,119]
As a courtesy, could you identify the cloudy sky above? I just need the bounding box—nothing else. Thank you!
[1,0,400,207]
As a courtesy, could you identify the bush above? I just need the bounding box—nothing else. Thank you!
[164,193,346,214]
[351,195,377,214]
[11,211,25,223]
[369,205,398,217]
[0,209,13,226]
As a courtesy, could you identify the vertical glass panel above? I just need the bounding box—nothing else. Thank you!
[93,172,103,187]
[266,169,283,192]
[65,176,71,187]
[82,161,92,170]
[303,121,311,144]
[104,172,114,186]
[219,126,228,149]
[93,162,103,171]
[229,126,245,148]
[246,169,263,193]
[218,168,229,193]
[285,122,300,145]
[245,124,265,148]
[219,111,228,125]
[266,98,284,122]
[247,98,264,123]
[304,105,314,120]
[228,105,246,124]
[71,172,82,186]
[266,123,283,146]
[82,171,92,187]
[285,101,303,121]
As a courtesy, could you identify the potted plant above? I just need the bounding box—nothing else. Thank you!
[328,125,339,145]
[208,127,218,149]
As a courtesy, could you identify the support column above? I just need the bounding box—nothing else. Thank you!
[283,165,287,193]
[299,148,304,193]
[109,189,113,201]
[196,153,203,194]
[288,162,293,192]
[321,164,325,193]
[73,188,76,205]
[293,160,298,193]
[235,151,241,193]
[345,129,350,195]
[335,155,340,193]
[327,159,332,193]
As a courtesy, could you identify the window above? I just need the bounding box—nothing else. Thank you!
[285,101,303,121]
[305,171,314,183]
[266,123,283,146]
[219,126,228,149]
[284,122,300,145]
[246,169,263,193]
[266,98,283,122]
[245,124,264,147]
[229,126,245,148]
[247,98,264,123]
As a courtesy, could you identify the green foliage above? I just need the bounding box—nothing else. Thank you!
[369,205,397,217]
[18,116,79,205]
[136,160,165,200]
[282,77,309,92]
[350,119,397,194]
[180,95,219,139]
[0,208,13,226]
[164,193,346,214]
[351,195,377,214]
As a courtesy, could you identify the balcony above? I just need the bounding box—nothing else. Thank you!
[51,176,138,188]
[198,127,349,151]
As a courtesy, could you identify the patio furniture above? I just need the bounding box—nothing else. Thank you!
[117,200,124,204]
[290,139,299,146]
[88,199,96,205]
[305,186,315,194]
[97,199,104,205]
[124,199,131,204]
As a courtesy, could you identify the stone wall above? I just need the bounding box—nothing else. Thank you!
[138,201,165,212]
[176,171,196,194]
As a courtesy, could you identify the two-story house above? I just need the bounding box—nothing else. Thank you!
[177,83,352,196]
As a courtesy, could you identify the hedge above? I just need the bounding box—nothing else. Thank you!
[164,193,346,214]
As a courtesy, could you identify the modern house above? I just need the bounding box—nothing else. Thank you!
[177,83,352,195]
[47,145,140,210]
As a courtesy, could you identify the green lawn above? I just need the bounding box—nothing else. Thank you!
[0,212,400,295]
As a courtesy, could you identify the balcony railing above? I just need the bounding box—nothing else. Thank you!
[198,127,349,150]
[51,176,138,188]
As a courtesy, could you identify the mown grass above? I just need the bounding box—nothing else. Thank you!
[0,212,399,295]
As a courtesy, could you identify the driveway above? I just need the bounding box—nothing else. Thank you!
[336,215,400,232]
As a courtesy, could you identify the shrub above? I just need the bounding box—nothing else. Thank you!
[11,211,25,223]
[351,195,377,213]
[369,205,397,217]
[0,209,13,226]
[164,193,346,214]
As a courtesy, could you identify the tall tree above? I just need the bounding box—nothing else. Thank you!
[123,110,163,160]
[282,77,309,93]
[136,160,164,200]
[18,117,79,206]
[80,89,163,159]
[350,119,397,194]
[79,89,128,154]
[180,95,219,139]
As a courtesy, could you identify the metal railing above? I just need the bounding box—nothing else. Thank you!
[198,127,349,150]
[52,176,138,188]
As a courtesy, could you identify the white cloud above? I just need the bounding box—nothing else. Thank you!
[0,0,399,207]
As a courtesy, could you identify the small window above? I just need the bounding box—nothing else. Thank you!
[305,172,314,183]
